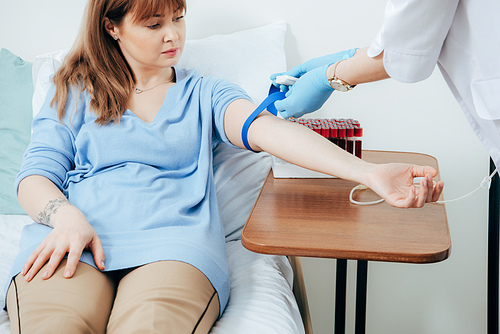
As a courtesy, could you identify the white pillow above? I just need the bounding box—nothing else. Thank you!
[30,23,287,240]
[177,22,287,103]
[32,49,67,117]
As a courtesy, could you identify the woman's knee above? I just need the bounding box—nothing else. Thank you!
[6,260,115,334]
[107,261,219,334]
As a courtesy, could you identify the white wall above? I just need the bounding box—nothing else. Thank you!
[1,0,490,333]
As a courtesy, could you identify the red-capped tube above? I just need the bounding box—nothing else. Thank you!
[346,126,355,137]
[338,126,346,138]
[346,140,354,154]
[330,125,338,138]
[321,125,329,138]
[355,140,362,159]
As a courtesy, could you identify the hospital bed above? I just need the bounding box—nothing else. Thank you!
[0,22,312,333]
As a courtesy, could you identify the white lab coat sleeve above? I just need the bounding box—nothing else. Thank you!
[368,0,460,83]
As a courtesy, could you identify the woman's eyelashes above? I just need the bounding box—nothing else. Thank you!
[146,15,183,29]
[148,23,161,29]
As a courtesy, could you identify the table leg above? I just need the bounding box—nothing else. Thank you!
[488,159,499,334]
[334,259,369,334]
[355,260,368,334]
[335,259,347,334]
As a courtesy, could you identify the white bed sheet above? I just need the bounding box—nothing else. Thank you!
[0,215,30,334]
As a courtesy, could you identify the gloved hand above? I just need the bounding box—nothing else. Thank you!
[274,63,333,119]
[271,48,358,92]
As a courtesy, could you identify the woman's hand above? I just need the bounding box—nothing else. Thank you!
[364,163,444,208]
[21,204,105,282]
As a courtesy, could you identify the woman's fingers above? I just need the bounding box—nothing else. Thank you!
[418,176,434,207]
[63,232,106,277]
[432,181,444,202]
[424,174,435,202]
[413,174,444,207]
[41,247,68,280]
[414,177,428,208]
[62,232,96,278]
[64,248,84,278]
[24,247,55,282]
[90,236,106,270]
[21,243,44,276]
[22,230,105,281]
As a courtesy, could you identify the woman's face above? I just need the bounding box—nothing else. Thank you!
[110,7,186,72]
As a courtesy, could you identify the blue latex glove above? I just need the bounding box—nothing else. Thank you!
[274,64,333,119]
[270,48,358,118]
[271,48,358,92]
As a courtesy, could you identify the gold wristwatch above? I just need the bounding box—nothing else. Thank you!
[328,60,356,92]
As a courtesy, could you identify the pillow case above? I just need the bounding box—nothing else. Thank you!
[31,23,287,239]
[0,49,33,215]
[177,22,287,103]
[31,49,68,117]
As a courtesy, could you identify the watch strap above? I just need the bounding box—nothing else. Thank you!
[329,60,356,90]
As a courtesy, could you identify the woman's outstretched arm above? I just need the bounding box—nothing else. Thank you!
[224,99,443,208]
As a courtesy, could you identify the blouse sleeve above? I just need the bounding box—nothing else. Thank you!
[15,84,85,194]
[210,79,252,147]
[368,0,459,83]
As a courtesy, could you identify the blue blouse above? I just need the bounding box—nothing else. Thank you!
[11,68,251,315]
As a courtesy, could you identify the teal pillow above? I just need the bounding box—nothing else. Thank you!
[0,49,33,215]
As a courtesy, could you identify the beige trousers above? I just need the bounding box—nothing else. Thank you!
[6,259,219,334]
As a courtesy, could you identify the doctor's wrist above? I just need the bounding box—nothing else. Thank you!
[326,60,357,92]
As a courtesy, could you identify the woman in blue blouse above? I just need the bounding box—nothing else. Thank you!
[5,0,444,333]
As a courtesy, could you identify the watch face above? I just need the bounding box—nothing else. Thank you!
[329,80,349,92]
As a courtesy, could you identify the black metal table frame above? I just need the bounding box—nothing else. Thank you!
[334,159,499,334]
[334,259,368,334]
[489,159,499,334]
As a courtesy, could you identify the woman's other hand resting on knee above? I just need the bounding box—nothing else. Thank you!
[18,175,105,282]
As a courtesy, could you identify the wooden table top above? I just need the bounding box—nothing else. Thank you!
[241,150,451,264]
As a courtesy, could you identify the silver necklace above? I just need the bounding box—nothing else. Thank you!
[134,73,175,94]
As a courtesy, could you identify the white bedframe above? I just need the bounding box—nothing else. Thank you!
[0,22,313,333]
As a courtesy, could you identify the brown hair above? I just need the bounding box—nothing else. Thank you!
[51,0,186,125]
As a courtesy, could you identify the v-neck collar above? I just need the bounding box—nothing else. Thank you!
[125,67,181,125]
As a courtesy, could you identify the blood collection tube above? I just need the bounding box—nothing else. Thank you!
[321,124,329,138]
[313,123,322,135]
[337,126,347,150]
[354,126,363,159]
[329,124,338,145]
[288,118,363,158]
[346,125,355,155]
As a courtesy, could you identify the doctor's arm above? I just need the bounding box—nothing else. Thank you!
[272,47,389,118]
[224,99,443,208]
[273,0,459,118]
[328,47,389,86]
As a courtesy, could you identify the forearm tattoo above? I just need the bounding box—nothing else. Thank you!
[37,197,69,228]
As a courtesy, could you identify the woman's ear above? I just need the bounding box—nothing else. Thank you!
[104,17,119,40]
